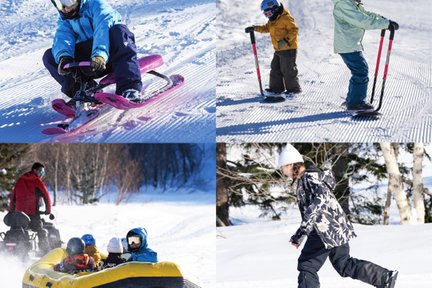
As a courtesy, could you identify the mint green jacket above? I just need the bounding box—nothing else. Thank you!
[332,0,389,53]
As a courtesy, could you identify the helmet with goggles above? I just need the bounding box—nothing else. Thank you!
[260,0,281,19]
[50,0,80,19]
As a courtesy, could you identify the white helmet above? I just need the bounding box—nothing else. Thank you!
[278,144,303,168]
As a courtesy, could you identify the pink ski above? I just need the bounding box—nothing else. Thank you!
[94,74,184,110]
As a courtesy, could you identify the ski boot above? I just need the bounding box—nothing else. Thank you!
[377,270,398,288]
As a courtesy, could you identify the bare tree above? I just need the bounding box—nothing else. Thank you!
[380,143,411,224]
[216,143,230,226]
[412,143,425,223]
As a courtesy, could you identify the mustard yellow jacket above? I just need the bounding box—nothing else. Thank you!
[84,245,102,266]
[255,8,299,51]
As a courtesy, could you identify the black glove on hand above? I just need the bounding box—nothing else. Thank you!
[277,39,289,49]
[388,20,399,31]
[290,228,306,246]
[49,214,55,220]
[245,26,255,33]
[91,56,106,72]
[58,56,73,76]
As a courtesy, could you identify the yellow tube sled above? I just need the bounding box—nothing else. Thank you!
[22,248,189,288]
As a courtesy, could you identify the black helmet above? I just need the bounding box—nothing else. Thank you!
[66,237,85,255]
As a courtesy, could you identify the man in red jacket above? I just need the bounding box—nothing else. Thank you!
[9,162,52,253]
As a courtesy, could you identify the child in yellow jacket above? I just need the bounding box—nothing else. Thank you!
[81,234,102,267]
[245,0,301,95]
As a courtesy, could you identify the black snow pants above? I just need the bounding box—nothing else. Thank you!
[42,24,142,97]
[297,229,389,288]
[29,214,50,253]
[269,49,301,93]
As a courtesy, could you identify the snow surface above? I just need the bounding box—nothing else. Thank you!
[216,0,432,142]
[0,0,215,142]
[0,192,216,288]
[217,206,432,288]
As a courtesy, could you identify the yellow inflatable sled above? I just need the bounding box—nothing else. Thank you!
[23,248,200,288]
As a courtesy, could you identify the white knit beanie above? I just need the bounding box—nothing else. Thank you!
[107,237,123,253]
[278,144,304,167]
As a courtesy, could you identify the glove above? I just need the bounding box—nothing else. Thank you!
[245,26,255,33]
[388,20,399,31]
[277,39,289,49]
[290,228,306,247]
[57,56,73,76]
[91,56,106,72]
[49,213,55,220]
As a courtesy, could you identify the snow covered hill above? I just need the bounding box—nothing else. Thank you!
[217,207,432,288]
[0,0,215,142]
[0,192,216,288]
[216,0,432,142]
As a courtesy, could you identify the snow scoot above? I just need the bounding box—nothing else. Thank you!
[0,211,61,261]
[247,30,286,103]
[351,28,396,118]
[42,55,184,135]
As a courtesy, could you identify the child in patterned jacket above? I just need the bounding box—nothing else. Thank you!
[278,144,398,288]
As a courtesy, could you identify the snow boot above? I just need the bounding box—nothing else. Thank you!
[122,89,142,103]
[377,270,398,288]
[347,102,374,112]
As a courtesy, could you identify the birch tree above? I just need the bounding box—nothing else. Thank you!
[380,143,411,224]
[412,143,425,223]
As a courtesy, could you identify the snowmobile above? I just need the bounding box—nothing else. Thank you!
[42,54,184,135]
[0,211,61,260]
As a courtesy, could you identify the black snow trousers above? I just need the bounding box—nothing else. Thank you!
[29,214,49,253]
[297,229,388,288]
[269,49,301,93]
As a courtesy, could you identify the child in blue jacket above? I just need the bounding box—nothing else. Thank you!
[43,0,143,104]
[126,227,158,263]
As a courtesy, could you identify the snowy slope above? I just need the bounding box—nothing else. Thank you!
[0,192,216,288]
[217,207,432,288]
[216,0,432,142]
[0,0,215,142]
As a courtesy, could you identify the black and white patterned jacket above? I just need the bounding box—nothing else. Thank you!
[290,166,356,249]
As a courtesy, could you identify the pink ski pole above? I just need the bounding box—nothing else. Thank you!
[248,31,264,96]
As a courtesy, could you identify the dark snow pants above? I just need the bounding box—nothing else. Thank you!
[29,215,50,253]
[269,49,301,93]
[42,24,142,97]
[339,51,369,107]
[297,230,388,288]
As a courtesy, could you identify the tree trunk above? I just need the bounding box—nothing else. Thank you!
[332,144,350,215]
[412,143,425,224]
[380,143,411,224]
[216,143,230,226]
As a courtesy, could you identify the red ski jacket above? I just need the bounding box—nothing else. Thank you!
[9,172,51,216]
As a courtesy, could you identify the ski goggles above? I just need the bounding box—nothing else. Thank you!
[263,9,275,18]
[37,168,46,178]
[50,0,79,12]
[127,236,141,246]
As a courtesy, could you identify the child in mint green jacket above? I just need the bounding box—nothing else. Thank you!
[332,0,398,111]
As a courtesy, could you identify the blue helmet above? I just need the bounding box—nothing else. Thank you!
[260,0,281,19]
[67,237,85,255]
[81,234,96,246]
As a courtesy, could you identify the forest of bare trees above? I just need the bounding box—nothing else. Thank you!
[217,143,432,226]
[0,143,207,210]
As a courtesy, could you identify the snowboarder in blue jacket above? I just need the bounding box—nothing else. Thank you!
[126,227,158,263]
[43,0,143,104]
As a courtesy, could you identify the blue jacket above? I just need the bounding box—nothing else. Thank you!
[127,228,158,263]
[52,0,122,63]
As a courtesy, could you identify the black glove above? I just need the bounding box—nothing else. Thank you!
[245,26,255,33]
[49,213,55,220]
[91,56,106,72]
[388,20,399,31]
[277,39,289,49]
[290,228,306,246]
[58,56,73,76]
